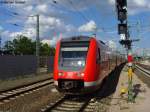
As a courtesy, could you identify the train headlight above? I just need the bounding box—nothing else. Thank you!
[81,73,84,77]
[78,61,82,66]
[77,61,85,66]
[77,73,84,77]
[58,72,63,76]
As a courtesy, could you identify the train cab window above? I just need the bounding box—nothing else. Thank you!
[59,41,89,71]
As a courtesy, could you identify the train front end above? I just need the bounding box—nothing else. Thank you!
[53,36,99,94]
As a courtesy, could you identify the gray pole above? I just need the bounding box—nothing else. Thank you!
[137,20,140,39]
[0,35,1,51]
[36,15,40,74]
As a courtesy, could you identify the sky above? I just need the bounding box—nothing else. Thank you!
[0,0,150,55]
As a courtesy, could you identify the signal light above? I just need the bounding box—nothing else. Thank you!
[116,0,127,7]
[118,9,127,22]
[77,72,84,77]
[118,23,127,34]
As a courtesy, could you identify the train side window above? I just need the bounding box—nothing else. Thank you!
[98,48,100,61]
[96,48,101,64]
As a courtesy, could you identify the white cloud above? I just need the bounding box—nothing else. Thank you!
[16,11,77,40]
[22,28,36,39]
[133,0,147,7]
[41,36,58,46]
[24,5,33,12]
[0,0,96,43]
[9,32,22,38]
[36,4,48,14]
[78,20,97,32]
[108,0,115,5]
[41,39,51,45]
[66,25,76,32]
[62,0,150,16]
[2,0,150,44]
[39,15,61,26]
[1,30,20,43]
[1,31,11,39]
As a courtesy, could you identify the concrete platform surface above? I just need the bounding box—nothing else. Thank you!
[108,66,150,112]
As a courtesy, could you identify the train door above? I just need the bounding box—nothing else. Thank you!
[96,47,101,78]
[101,47,109,77]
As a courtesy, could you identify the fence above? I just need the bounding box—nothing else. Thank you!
[0,55,54,79]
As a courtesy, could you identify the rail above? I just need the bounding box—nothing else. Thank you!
[135,64,150,77]
[0,78,53,103]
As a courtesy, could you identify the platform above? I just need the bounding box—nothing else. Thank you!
[108,65,150,112]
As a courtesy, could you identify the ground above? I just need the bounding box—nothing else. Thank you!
[108,66,150,112]
[0,73,63,112]
[0,65,150,112]
[0,73,52,91]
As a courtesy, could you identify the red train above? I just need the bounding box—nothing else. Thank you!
[53,36,124,94]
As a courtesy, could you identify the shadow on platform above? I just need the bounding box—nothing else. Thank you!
[95,63,126,99]
[132,83,146,101]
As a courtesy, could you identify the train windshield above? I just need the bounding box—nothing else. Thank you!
[59,41,89,71]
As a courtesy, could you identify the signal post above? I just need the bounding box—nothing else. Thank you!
[116,0,135,102]
[127,50,134,102]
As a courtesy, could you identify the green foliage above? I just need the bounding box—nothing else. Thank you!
[13,36,34,55]
[4,41,14,52]
[3,35,55,56]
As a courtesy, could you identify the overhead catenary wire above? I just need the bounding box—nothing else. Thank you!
[66,0,90,23]
[0,0,118,36]
[0,5,38,20]
[62,0,103,35]
[65,0,120,35]
[2,0,149,38]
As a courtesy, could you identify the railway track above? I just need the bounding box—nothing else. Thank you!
[135,64,150,76]
[136,63,150,71]
[135,64,150,87]
[0,77,53,104]
[41,95,100,112]
[40,64,123,112]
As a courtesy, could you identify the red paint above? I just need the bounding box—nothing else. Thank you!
[128,55,133,62]
[53,37,125,94]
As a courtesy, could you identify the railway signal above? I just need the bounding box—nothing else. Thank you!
[127,50,134,102]
[116,0,127,12]
[116,0,127,7]
[116,0,128,45]
[116,0,136,103]
[118,8,127,23]
[116,0,127,23]
[118,23,127,34]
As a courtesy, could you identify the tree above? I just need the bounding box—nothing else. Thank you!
[3,35,55,56]
[40,43,55,56]
[49,47,55,56]
[12,35,34,55]
[4,41,14,54]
